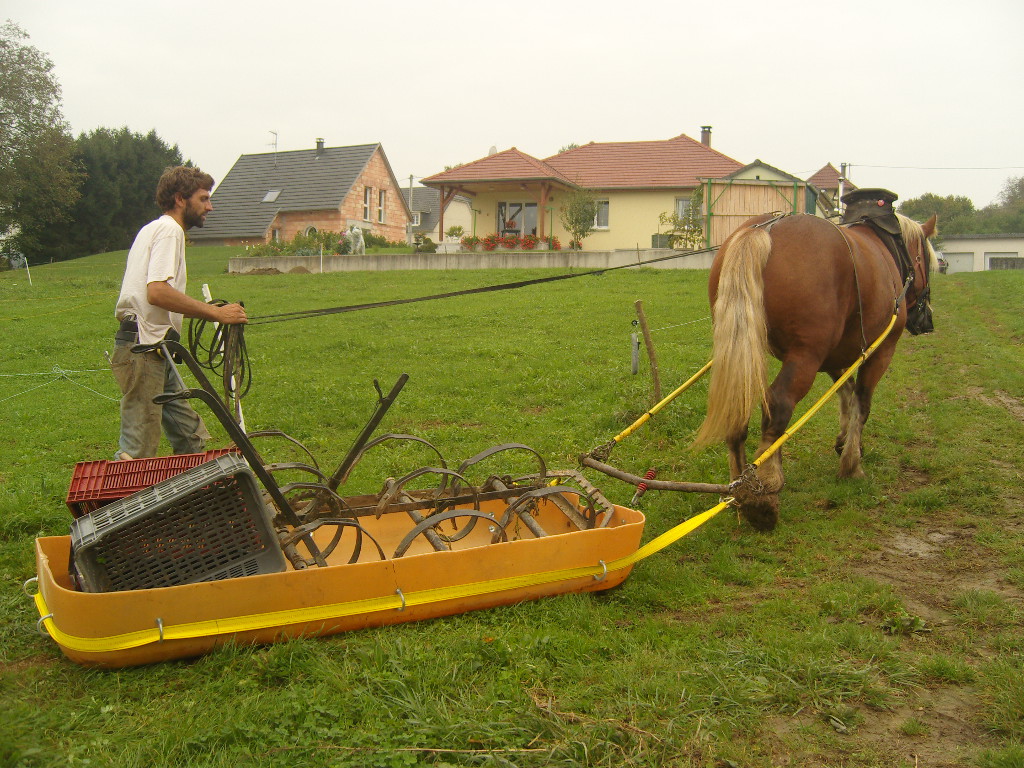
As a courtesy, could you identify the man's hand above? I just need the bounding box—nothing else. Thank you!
[148,281,248,324]
[215,302,248,325]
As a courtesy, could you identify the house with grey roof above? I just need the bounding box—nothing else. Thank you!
[401,187,473,244]
[191,139,412,246]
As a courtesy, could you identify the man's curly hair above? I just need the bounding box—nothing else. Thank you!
[155,166,214,212]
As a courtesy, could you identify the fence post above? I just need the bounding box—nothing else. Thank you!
[634,300,661,403]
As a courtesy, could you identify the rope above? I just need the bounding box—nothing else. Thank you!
[246,247,718,326]
[187,302,252,408]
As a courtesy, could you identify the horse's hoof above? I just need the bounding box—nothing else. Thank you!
[739,497,779,532]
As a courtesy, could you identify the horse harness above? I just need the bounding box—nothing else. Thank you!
[840,188,932,335]
[840,189,915,287]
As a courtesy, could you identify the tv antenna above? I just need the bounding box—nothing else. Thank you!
[269,130,279,167]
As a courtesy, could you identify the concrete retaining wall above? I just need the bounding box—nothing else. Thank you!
[228,248,716,274]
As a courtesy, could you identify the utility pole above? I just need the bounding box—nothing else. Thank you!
[407,174,414,246]
[838,162,848,214]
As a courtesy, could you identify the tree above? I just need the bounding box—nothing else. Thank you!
[0,21,82,259]
[34,127,184,260]
[658,186,705,250]
[973,176,1024,235]
[558,142,581,153]
[897,193,976,239]
[995,175,1024,208]
[559,188,598,249]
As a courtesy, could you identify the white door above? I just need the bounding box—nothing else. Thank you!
[943,252,973,273]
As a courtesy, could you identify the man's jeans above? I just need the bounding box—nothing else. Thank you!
[111,340,211,458]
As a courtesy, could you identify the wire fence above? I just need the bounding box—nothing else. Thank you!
[0,366,120,406]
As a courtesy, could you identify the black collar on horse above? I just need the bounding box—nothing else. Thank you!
[840,188,934,336]
[694,194,938,531]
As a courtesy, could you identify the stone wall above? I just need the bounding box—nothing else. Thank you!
[229,248,716,274]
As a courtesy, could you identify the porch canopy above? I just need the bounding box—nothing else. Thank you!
[421,148,577,241]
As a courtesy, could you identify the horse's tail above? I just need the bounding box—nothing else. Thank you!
[694,226,773,449]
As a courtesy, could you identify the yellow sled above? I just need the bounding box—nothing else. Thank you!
[32,492,644,668]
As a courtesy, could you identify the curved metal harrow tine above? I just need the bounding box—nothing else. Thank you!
[499,484,599,532]
[339,433,449,489]
[279,517,386,564]
[242,429,322,473]
[520,469,617,528]
[455,443,547,486]
[393,509,507,558]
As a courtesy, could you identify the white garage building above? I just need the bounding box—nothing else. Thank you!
[939,234,1024,273]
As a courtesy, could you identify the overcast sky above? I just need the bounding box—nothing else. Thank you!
[7,0,1023,208]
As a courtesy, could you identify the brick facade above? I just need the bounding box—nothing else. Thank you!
[335,149,409,243]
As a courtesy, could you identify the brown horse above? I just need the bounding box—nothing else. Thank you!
[694,211,937,530]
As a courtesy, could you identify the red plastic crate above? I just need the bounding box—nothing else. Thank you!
[66,449,240,517]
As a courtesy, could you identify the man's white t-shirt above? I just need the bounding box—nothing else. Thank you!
[115,215,187,344]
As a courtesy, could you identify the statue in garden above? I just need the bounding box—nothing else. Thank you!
[347,225,366,255]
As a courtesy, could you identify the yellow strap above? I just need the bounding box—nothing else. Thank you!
[612,360,713,444]
[34,499,731,655]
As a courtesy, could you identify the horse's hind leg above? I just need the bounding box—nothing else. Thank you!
[834,379,856,456]
[838,383,867,479]
[736,357,819,531]
[837,346,896,479]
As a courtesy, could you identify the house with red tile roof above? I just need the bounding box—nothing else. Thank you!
[807,163,856,216]
[422,129,829,250]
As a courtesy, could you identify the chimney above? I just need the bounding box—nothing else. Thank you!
[315,137,325,156]
[700,126,712,147]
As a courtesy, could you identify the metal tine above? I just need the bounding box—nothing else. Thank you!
[455,443,547,480]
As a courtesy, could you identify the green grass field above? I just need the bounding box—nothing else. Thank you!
[1,248,1022,767]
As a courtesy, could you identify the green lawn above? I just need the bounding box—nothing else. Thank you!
[1,249,1022,767]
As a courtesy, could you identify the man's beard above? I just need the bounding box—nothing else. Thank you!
[183,204,207,229]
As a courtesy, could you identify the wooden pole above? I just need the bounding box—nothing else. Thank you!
[634,300,661,402]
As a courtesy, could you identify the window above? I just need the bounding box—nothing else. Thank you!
[411,212,421,226]
[497,202,538,235]
[988,253,1024,270]
[594,200,609,229]
[363,187,372,220]
[262,189,281,203]
[271,229,281,242]
[674,198,690,218]
[378,190,386,223]
[304,226,317,236]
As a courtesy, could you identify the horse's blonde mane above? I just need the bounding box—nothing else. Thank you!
[896,213,940,271]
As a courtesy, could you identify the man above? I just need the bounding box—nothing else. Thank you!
[111,166,247,460]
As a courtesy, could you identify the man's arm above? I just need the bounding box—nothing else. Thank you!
[147,281,247,324]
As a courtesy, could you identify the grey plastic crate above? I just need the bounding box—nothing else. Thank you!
[70,453,287,592]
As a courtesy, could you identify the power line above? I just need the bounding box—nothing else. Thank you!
[850,164,1024,171]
